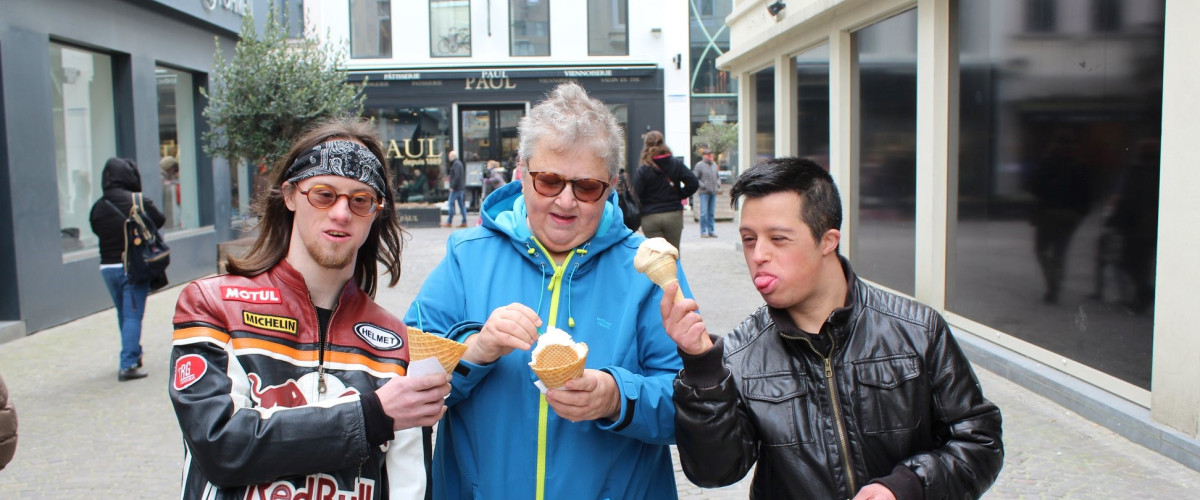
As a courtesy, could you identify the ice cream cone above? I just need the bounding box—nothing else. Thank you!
[529,342,588,389]
[407,327,468,374]
[634,238,684,302]
[642,257,684,302]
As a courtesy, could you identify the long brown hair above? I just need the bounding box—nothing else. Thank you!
[638,130,672,167]
[226,116,406,297]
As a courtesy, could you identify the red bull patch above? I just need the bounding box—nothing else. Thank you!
[242,473,374,500]
[220,286,283,304]
[173,354,207,391]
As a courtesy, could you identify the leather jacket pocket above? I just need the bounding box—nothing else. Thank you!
[742,373,815,446]
[853,354,924,434]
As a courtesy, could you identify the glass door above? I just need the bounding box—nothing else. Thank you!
[458,105,524,210]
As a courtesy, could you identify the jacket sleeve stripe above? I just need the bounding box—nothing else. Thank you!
[173,325,232,343]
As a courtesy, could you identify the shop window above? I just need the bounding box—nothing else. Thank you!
[689,0,733,95]
[753,66,775,162]
[510,0,550,56]
[1092,0,1121,32]
[1025,0,1057,33]
[953,0,1164,389]
[795,44,830,170]
[365,106,452,204]
[431,0,471,57]
[51,43,116,253]
[690,98,737,178]
[852,8,917,296]
[155,67,199,232]
[350,0,392,58]
[588,0,627,56]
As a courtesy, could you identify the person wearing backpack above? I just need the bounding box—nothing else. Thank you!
[633,130,699,255]
[89,157,166,382]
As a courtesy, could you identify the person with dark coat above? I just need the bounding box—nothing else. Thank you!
[633,130,699,254]
[444,150,468,227]
[0,370,16,470]
[88,157,166,382]
[662,158,1003,499]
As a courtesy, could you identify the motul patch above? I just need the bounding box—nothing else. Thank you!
[354,323,402,350]
[220,286,282,304]
[173,354,207,391]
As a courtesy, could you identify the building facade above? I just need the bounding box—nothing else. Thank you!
[306,0,692,211]
[0,0,283,338]
[720,0,1200,470]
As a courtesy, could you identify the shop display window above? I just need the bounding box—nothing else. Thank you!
[52,42,116,254]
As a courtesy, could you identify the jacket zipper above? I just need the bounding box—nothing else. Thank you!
[795,333,857,495]
[317,303,333,395]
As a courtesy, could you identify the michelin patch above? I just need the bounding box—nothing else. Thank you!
[354,323,402,350]
[243,311,298,335]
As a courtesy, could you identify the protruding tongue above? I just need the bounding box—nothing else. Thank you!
[754,275,776,291]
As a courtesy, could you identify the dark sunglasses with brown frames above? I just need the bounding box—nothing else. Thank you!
[527,171,611,203]
[295,183,385,217]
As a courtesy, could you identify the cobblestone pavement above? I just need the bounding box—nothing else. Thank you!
[1,216,1198,498]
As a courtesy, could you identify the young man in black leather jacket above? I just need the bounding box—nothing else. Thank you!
[659,157,1003,500]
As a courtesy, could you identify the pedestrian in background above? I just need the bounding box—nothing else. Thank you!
[692,148,720,238]
[662,157,1004,499]
[444,149,468,227]
[405,82,690,500]
[633,130,698,254]
[0,370,16,470]
[88,157,166,382]
[168,117,450,499]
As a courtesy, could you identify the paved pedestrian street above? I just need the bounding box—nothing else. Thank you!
[1,218,1197,498]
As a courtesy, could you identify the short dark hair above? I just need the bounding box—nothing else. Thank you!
[729,157,842,243]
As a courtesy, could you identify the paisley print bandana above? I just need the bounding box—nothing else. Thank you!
[284,140,386,196]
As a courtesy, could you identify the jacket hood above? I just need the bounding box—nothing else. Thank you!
[101,157,143,193]
[479,180,632,259]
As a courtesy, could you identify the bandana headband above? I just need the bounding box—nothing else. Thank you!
[284,140,386,196]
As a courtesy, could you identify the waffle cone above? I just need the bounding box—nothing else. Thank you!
[529,343,588,389]
[643,257,684,302]
[407,327,467,374]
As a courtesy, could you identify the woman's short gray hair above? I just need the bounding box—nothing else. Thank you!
[517,82,625,178]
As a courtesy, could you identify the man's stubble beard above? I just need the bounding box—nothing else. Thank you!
[305,238,357,270]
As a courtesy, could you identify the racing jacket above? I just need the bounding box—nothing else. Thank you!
[169,259,427,500]
[673,257,1003,499]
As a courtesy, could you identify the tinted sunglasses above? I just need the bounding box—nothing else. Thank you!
[296,183,385,217]
[527,171,611,203]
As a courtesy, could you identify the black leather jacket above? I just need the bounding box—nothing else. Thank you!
[674,258,1003,499]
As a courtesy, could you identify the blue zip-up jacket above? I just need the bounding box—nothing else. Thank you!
[405,181,688,500]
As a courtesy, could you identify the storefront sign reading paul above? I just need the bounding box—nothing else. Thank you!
[466,70,517,91]
[386,138,443,167]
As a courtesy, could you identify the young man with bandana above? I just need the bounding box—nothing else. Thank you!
[168,117,451,500]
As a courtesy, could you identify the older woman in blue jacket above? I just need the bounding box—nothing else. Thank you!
[405,82,690,500]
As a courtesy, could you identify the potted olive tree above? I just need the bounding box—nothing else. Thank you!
[692,121,738,184]
[203,7,365,220]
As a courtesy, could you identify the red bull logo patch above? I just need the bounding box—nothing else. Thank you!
[221,286,283,304]
[248,372,359,409]
[242,473,374,500]
[173,354,207,391]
